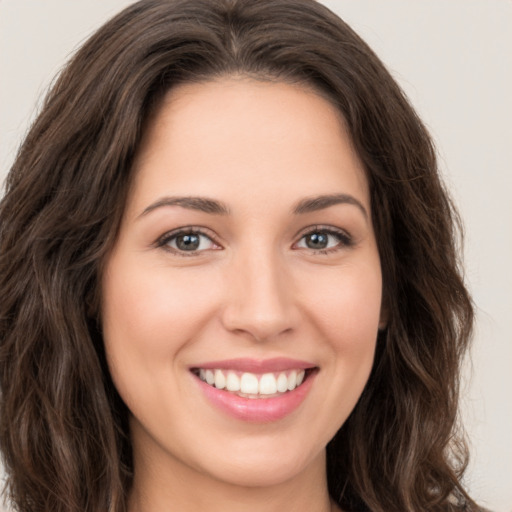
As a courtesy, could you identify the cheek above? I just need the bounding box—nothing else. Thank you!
[300,260,383,347]
[100,258,219,417]
[288,260,382,446]
[300,259,381,417]
[102,259,220,358]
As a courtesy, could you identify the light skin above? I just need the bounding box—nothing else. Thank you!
[102,77,385,512]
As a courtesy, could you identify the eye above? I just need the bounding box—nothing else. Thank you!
[295,227,352,252]
[157,228,220,255]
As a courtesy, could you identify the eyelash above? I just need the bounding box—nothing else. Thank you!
[155,225,353,257]
[294,225,353,254]
[155,227,219,257]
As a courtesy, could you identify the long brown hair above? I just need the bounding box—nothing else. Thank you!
[0,1,475,511]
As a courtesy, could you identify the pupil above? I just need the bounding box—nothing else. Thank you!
[176,234,200,251]
[306,232,328,249]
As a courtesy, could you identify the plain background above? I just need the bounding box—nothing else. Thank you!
[0,1,511,511]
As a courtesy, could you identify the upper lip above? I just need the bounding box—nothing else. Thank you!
[190,357,316,373]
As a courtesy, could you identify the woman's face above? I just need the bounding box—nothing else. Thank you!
[102,78,384,489]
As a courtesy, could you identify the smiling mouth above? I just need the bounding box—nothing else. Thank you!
[191,368,316,399]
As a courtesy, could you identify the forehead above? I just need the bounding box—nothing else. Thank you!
[128,78,369,217]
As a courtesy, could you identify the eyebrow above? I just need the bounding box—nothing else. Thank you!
[138,193,368,219]
[138,196,231,217]
[292,193,368,218]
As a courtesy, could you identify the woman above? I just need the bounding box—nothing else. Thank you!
[0,1,479,511]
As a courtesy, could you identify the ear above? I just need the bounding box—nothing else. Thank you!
[378,296,389,331]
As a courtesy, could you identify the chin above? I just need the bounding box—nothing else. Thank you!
[207,454,320,489]
[187,432,327,489]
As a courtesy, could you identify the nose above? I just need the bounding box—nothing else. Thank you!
[220,247,299,342]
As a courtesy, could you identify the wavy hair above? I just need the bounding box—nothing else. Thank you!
[0,1,475,511]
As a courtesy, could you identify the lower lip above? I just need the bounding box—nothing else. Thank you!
[195,371,316,422]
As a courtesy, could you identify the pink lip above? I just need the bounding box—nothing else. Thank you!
[192,363,317,423]
[190,357,316,373]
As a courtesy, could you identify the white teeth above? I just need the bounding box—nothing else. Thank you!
[240,372,259,394]
[205,369,215,385]
[196,368,310,396]
[287,370,297,391]
[276,372,288,392]
[214,369,226,389]
[226,371,241,392]
[259,373,277,395]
